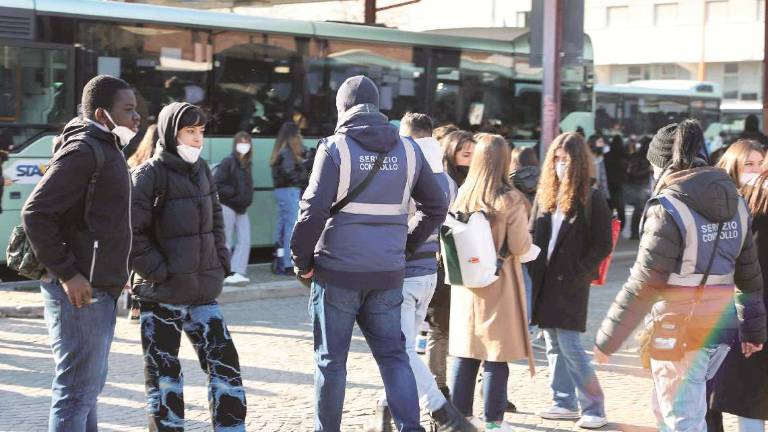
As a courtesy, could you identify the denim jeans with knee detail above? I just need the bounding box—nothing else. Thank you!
[41,279,117,432]
[310,280,424,432]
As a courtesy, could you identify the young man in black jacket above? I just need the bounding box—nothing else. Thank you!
[22,75,139,431]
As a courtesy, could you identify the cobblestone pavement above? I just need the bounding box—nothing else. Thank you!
[0,249,745,431]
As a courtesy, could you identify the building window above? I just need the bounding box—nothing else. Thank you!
[607,6,629,27]
[706,0,729,23]
[516,11,528,27]
[723,62,739,99]
[628,65,647,81]
[660,64,678,78]
[654,3,678,25]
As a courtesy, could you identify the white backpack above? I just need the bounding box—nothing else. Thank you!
[440,211,507,288]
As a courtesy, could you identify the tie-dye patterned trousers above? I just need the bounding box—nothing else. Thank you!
[139,301,247,431]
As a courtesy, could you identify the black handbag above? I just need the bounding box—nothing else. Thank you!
[648,222,723,361]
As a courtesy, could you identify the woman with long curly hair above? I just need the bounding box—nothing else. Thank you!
[528,132,613,429]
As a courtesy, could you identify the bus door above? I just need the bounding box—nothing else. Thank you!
[0,41,74,260]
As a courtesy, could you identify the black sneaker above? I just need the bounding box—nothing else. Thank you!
[506,400,517,413]
[430,401,478,431]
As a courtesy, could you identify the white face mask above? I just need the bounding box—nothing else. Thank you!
[555,162,567,180]
[741,172,759,186]
[102,110,136,147]
[236,143,251,155]
[177,140,202,164]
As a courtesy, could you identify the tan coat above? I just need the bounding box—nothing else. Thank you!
[448,189,535,375]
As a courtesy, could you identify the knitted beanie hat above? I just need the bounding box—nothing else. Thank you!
[647,123,678,169]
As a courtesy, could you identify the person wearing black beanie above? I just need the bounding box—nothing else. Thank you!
[646,123,677,170]
[595,118,766,431]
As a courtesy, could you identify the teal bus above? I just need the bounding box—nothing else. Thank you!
[0,0,594,263]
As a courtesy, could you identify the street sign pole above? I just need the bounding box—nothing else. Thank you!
[540,0,562,161]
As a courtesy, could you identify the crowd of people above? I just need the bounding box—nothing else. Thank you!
[12,72,768,432]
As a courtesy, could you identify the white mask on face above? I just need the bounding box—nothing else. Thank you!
[102,110,136,147]
[555,162,567,180]
[177,140,202,164]
[741,172,759,186]
[236,143,251,155]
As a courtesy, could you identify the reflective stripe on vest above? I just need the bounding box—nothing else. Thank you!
[334,135,416,215]
[659,194,748,287]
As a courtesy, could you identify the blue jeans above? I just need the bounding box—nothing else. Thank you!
[309,280,424,432]
[449,358,509,422]
[542,328,605,417]
[522,264,535,334]
[381,273,446,412]
[651,344,730,432]
[739,417,766,432]
[41,279,117,432]
[273,187,300,270]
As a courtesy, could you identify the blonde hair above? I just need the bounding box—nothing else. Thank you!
[715,139,764,186]
[127,124,158,169]
[537,132,594,216]
[452,134,513,214]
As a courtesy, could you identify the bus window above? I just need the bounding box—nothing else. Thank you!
[457,51,515,136]
[306,39,427,137]
[76,22,212,125]
[212,32,303,136]
[0,45,73,152]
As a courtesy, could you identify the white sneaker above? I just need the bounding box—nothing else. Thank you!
[576,415,608,429]
[224,273,249,285]
[539,406,580,420]
[485,420,515,431]
[466,416,485,430]
[237,273,251,283]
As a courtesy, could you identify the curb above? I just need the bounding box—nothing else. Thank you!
[0,280,307,319]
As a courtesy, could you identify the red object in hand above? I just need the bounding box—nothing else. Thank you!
[592,217,622,286]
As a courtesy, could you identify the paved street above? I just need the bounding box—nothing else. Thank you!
[0,249,743,431]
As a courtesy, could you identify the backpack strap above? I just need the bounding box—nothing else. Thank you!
[82,139,105,233]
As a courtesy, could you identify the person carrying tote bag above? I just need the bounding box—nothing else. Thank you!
[447,133,534,431]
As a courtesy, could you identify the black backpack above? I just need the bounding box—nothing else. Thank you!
[6,139,105,280]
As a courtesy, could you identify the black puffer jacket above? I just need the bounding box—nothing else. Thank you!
[712,212,768,420]
[130,103,230,305]
[22,118,131,296]
[271,146,308,189]
[596,164,766,355]
[214,153,253,214]
[529,188,613,332]
[509,166,540,204]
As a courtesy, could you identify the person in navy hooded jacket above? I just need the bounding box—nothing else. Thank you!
[291,76,448,432]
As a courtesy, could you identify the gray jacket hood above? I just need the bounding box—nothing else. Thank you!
[659,165,739,223]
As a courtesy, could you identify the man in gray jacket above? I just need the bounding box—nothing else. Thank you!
[594,120,766,431]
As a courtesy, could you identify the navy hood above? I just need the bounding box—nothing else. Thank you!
[157,102,196,155]
[335,76,399,153]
